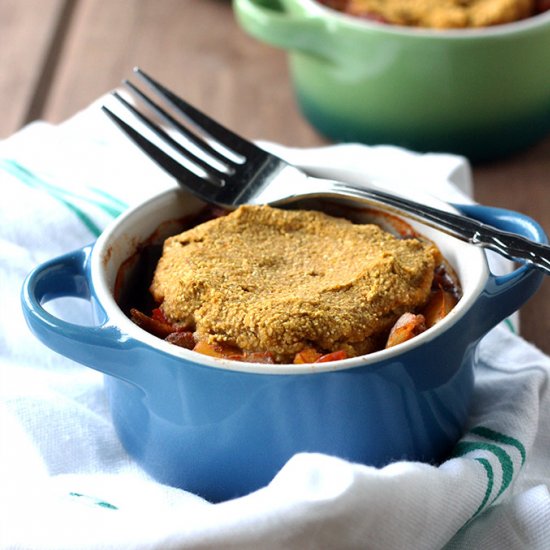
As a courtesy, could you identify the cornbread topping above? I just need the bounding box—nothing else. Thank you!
[318,0,542,28]
[150,205,441,363]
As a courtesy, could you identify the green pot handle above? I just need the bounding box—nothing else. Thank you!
[233,0,335,62]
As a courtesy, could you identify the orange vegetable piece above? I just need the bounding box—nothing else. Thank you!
[385,313,426,349]
[421,289,458,328]
[193,340,245,359]
[193,340,226,358]
[293,347,322,364]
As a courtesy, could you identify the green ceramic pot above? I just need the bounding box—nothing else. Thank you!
[234,0,550,161]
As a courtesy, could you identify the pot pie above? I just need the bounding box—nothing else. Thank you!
[318,0,548,28]
[127,205,461,364]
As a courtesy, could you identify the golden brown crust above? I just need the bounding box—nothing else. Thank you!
[151,205,438,362]
[340,0,535,28]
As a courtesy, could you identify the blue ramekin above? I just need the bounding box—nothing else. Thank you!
[21,187,545,502]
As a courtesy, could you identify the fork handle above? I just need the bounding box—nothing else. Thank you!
[453,203,550,274]
[312,180,550,275]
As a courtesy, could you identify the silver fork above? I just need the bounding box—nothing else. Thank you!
[102,67,550,276]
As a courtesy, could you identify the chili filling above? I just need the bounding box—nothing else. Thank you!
[117,205,461,364]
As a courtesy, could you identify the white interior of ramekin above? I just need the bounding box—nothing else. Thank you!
[301,0,550,38]
[92,186,488,374]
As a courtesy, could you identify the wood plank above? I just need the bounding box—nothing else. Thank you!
[0,0,73,139]
[42,0,549,353]
[40,0,324,146]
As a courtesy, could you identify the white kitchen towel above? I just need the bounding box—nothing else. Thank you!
[0,99,549,550]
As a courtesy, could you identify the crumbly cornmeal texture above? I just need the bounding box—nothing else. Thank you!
[344,0,535,28]
[151,205,439,362]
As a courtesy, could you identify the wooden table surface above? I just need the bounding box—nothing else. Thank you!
[2,0,549,353]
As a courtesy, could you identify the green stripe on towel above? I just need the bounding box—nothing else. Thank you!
[69,492,118,510]
[453,441,514,504]
[0,158,127,236]
[472,458,494,517]
[470,426,526,465]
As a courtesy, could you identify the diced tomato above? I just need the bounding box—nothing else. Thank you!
[151,307,169,324]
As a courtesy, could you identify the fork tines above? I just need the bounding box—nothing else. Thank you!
[102,67,259,193]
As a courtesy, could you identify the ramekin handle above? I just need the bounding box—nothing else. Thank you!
[454,203,546,336]
[234,0,335,61]
[21,246,139,385]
